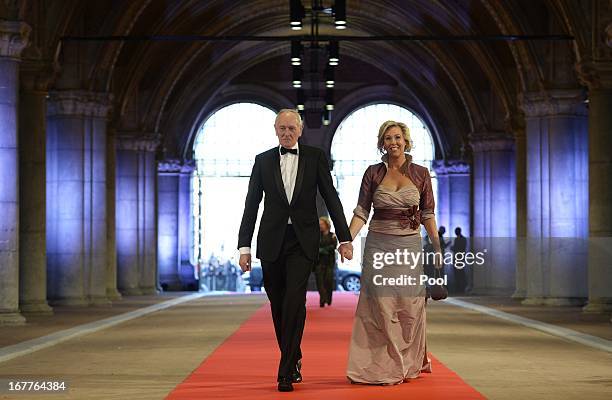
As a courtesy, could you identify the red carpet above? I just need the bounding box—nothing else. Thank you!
[166,292,485,399]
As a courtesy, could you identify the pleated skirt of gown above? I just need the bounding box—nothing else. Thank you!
[346,230,432,385]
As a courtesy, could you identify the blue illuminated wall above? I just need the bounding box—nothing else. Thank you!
[157,160,194,290]
[46,91,111,306]
[115,139,158,295]
[471,135,517,295]
[433,160,471,238]
[522,92,589,305]
[0,55,22,322]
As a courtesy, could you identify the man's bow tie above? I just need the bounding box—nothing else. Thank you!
[280,147,298,155]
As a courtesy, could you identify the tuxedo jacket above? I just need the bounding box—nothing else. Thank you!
[238,144,351,262]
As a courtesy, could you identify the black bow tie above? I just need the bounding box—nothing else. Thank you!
[280,147,298,155]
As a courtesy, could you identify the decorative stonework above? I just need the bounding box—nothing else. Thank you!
[20,58,56,92]
[158,159,195,174]
[576,59,612,90]
[576,2,612,90]
[0,20,30,59]
[432,159,470,175]
[47,90,113,118]
[469,133,515,152]
[593,2,612,59]
[519,90,588,118]
[116,136,160,152]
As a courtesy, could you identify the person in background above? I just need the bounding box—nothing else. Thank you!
[315,216,338,307]
[451,227,467,294]
[438,226,448,253]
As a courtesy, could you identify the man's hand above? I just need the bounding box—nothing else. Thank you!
[239,254,252,272]
[338,242,354,263]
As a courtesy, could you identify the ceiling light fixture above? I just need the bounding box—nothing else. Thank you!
[296,89,305,110]
[290,0,305,30]
[292,65,303,88]
[333,0,347,29]
[325,66,335,88]
[328,40,339,66]
[291,40,302,65]
[322,109,332,126]
[325,88,334,111]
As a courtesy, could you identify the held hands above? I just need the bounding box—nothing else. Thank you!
[239,254,252,272]
[338,242,354,263]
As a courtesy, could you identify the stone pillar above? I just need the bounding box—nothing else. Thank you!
[140,143,158,294]
[116,137,159,295]
[583,88,612,312]
[116,141,140,295]
[469,134,516,295]
[0,20,29,324]
[88,102,112,305]
[18,58,53,314]
[106,126,121,300]
[157,160,194,290]
[512,121,528,300]
[46,91,112,306]
[432,160,471,292]
[178,164,195,284]
[519,90,589,306]
[578,55,612,313]
[432,160,471,235]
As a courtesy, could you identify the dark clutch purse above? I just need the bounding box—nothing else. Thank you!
[429,268,448,301]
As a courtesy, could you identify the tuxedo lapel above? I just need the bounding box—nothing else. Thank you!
[271,150,289,205]
[290,149,306,206]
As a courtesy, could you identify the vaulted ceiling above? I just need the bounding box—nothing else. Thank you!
[15,0,592,159]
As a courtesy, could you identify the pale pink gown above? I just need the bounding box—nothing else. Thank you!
[346,181,432,385]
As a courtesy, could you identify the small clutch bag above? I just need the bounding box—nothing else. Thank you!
[429,268,448,301]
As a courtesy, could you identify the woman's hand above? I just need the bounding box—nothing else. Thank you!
[433,251,443,269]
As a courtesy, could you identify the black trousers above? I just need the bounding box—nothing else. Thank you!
[314,263,334,305]
[261,225,313,380]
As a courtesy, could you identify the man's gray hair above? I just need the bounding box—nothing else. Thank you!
[275,108,303,127]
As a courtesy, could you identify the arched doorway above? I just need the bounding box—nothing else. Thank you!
[331,103,437,271]
[192,102,278,290]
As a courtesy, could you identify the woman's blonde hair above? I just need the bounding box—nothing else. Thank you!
[319,216,331,231]
[377,120,412,154]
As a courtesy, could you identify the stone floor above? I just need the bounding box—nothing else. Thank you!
[0,294,182,348]
[0,292,610,399]
[453,295,612,340]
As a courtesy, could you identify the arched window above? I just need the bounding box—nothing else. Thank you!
[192,103,278,265]
[331,103,437,270]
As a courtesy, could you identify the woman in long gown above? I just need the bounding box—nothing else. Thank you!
[346,120,443,385]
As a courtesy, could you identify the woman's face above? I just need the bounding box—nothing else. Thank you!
[319,220,328,233]
[383,126,406,157]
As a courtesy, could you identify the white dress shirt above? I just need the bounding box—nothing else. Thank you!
[239,143,299,255]
[279,143,299,211]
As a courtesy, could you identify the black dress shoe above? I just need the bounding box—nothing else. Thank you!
[291,359,303,383]
[278,377,294,392]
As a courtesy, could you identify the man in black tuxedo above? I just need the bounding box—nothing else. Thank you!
[238,109,353,392]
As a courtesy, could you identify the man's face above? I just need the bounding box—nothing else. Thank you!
[275,112,302,148]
